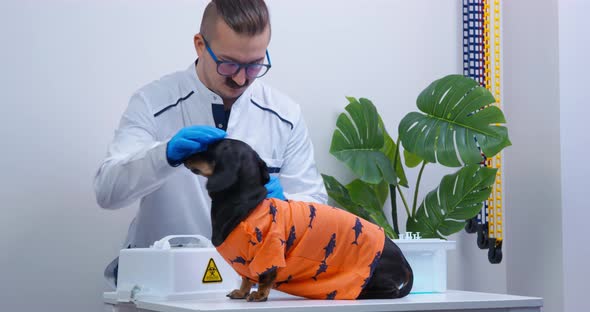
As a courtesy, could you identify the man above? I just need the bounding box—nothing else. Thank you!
[94,0,327,287]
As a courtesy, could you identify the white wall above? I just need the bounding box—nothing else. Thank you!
[0,1,508,312]
[504,0,564,311]
[0,1,207,311]
[559,1,590,312]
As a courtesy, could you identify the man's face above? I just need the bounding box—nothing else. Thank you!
[195,20,270,103]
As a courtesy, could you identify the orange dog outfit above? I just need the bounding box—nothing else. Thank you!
[216,198,385,300]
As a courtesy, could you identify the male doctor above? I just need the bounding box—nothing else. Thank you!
[94,0,327,287]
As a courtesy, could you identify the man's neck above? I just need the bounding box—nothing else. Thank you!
[223,100,234,111]
[195,62,236,111]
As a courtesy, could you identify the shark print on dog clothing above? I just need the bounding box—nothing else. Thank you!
[215,198,385,300]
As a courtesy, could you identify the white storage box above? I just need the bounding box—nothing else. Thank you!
[394,238,456,293]
[116,235,241,302]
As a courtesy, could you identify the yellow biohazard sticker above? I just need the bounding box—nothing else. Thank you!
[202,258,223,283]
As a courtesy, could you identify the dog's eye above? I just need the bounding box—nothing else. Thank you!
[191,169,201,175]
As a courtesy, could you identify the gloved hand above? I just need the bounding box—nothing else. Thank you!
[265,176,286,200]
[166,126,227,167]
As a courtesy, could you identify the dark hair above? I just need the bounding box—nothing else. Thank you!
[200,0,270,39]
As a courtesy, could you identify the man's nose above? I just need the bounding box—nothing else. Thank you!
[232,67,248,86]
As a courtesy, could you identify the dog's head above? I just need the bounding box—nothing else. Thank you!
[185,138,270,246]
[184,138,270,196]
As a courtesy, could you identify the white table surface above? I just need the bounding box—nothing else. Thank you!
[104,290,543,312]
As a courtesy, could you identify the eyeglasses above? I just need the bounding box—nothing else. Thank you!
[202,37,272,79]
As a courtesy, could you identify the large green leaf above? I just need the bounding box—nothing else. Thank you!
[321,174,365,217]
[406,165,497,238]
[381,118,408,187]
[347,179,397,239]
[330,97,397,184]
[367,180,389,209]
[403,148,423,168]
[399,75,511,167]
[322,174,397,239]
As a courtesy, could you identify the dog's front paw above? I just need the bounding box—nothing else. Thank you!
[246,291,268,302]
[227,289,249,299]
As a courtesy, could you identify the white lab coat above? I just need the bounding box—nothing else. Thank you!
[94,62,327,287]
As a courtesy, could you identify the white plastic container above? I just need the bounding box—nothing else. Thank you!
[115,235,241,302]
[394,238,456,293]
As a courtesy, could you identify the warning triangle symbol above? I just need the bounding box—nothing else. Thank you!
[202,258,223,283]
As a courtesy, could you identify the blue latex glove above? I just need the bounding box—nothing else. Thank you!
[166,126,227,167]
[265,176,286,200]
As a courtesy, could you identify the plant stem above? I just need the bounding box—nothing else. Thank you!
[392,137,411,223]
[389,184,399,235]
[412,161,428,217]
[389,138,403,235]
[396,185,411,217]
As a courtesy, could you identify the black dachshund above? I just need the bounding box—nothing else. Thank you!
[185,138,413,301]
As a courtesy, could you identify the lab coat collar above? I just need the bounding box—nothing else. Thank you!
[187,60,221,103]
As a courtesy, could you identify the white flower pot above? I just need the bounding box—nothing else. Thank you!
[393,238,456,293]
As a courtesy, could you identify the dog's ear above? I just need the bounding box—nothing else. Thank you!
[206,148,240,193]
[257,154,270,185]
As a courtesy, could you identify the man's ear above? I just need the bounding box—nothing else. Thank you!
[207,151,240,193]
[258,155,270,185]
[194,34,205,57]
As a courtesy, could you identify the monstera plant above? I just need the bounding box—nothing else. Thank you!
[322,75,511,239]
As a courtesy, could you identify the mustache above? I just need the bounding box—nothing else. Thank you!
[225,77,250,89]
